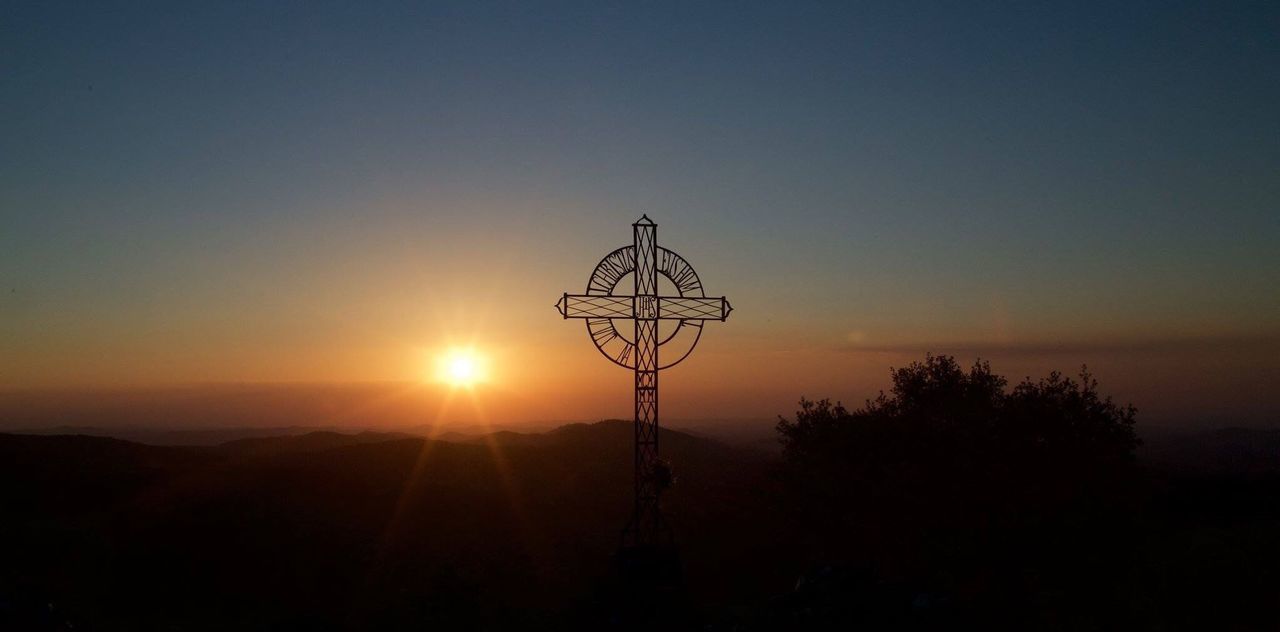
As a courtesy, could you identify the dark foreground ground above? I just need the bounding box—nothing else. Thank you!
[2,422,1278,630]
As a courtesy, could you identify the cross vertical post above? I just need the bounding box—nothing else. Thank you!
[627,215,663,548]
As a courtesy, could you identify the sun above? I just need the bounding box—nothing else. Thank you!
[435,348,488,387]
[448,355,476,383]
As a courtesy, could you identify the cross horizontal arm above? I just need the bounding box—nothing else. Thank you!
[556,294,632,318]
[556,294,733,321]
[658,296,732,321]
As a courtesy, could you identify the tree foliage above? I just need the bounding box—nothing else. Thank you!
[776,354,1139,585]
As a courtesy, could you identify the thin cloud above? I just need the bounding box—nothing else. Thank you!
[840,333,1280,357]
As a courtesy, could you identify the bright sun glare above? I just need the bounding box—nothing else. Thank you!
[436,349,487,387]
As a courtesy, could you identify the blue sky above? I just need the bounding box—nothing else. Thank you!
[2,1,1277,425]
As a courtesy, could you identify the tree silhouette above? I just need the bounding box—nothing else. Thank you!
[775,355,1140,622]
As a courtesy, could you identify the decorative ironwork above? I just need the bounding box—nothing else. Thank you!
[555,215,732,550]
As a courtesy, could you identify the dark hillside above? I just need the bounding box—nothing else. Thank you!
[0,423,777,630]
[3,420,1279,629]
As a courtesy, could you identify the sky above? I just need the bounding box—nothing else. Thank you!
[2,1,1278,429]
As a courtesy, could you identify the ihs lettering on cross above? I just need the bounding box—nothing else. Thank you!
[556,215,731,551]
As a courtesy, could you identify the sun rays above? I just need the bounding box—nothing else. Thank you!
[372,346,546,579]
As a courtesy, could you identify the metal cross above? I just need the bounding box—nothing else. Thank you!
[556,215,731,549]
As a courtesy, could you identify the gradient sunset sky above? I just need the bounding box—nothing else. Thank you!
[3,2,1277,428]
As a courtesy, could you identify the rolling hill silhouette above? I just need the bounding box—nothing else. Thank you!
[4,421,1278,629]
[0,421,781,630]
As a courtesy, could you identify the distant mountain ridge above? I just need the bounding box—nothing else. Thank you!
[4,417,781,449]
[3,422,542,447]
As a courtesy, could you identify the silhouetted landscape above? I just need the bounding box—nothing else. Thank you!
[4,357,1277,630]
